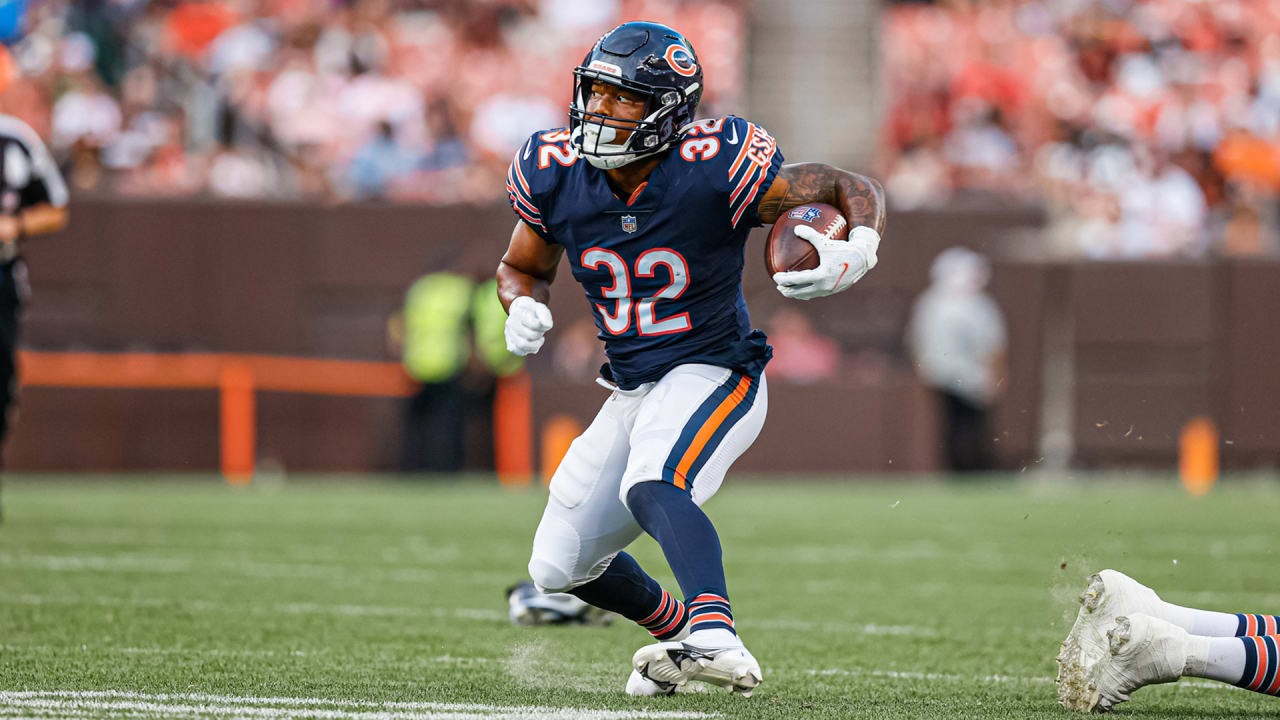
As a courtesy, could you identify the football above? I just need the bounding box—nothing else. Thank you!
[764,203,848,275]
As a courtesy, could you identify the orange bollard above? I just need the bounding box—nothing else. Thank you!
[540,414,583,486]
[1179,416,1218,496]
[495,371,534,486]
[220,362,256,485]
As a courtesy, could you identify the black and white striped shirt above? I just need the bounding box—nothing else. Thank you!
[0,114,67,215]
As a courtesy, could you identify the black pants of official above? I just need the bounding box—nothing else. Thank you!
[400,378,465,473]
[937,389,994,473]
[0,259,22,521]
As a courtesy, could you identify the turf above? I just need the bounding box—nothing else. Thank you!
[1,475,1279,719]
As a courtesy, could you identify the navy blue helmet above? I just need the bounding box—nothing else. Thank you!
[569,21,704,169]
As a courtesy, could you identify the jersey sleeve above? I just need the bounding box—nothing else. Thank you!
[717,116,784,230]
[506,132,554,243]
[0,115,68,209]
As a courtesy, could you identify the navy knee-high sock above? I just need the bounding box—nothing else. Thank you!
[569,551,688,639]
[626,481,735,635]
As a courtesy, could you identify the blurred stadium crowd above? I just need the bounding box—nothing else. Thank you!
[0,0,743,202]
[4,0,1280,260]
[884,0,1280,258]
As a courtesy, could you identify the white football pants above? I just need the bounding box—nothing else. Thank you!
[528,363,767,593]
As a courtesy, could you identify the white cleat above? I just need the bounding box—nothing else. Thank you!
[1086,614,1189,712]
[624,624,691,696]
[631,642,763,697]
[626,669,677,697]
[1056,570,1167,711]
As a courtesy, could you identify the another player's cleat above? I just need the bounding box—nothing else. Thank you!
[1056,570,1166,711]
[625,669,677,697]
[631,641,763,697]
[505,581,615,627]
[1085,614,1190,712]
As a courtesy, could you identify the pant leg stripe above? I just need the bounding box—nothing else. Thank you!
[679,374,760,490]
[663,372,753,490]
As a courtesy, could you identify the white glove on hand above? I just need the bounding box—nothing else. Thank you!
[505,296,554,356]
[773,224,880,300]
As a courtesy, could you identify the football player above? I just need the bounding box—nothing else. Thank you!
[497,22,885,696]
[1058,570,1280,712]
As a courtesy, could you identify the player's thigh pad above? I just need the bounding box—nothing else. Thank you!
[621,364,768,507]
[528,393,645,592]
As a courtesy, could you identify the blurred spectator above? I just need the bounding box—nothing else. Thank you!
[341,120,413,200]
[0,0,746,203]
[766,307,840,384]
[883,0,1280,258]
[907,247,1006,473]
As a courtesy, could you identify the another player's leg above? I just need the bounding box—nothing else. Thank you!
[1079,614,1280,712]
[621,365,768,696]
[1057,569,1280,711]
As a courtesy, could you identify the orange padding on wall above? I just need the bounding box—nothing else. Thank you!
[17,350,417,397]
[17,350,536,484]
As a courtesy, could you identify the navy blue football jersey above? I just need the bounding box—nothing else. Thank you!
[506,116,784,389]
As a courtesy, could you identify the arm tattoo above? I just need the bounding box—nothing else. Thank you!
[757,162,887,236]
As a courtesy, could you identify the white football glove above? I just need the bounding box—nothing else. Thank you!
[504,296,554,356]
[773,224,880,300]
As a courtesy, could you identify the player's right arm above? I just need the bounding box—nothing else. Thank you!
[497,221,563,356]
[499,129,573,355]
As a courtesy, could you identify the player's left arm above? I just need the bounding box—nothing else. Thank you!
[757,163,886,300]
[757,162,886,235]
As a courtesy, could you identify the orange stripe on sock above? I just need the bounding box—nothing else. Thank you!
[1250,636,1268,690]
[692,593,727,604]
[1268,617,1278,636]
[639,591,671,626]
[1249,615,1259,636]
[1265,639,1280,695]
[673,376,751,490]
[692,612,734,626]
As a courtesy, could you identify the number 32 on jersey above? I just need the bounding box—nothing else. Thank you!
[581,248,691,337]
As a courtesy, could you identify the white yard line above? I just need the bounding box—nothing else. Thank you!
[750,618,936,636]
[0,553,440,583]
[800,668,1244,693]
[2,594,504,622]
[0,692,715,720]
[2,646,500,665]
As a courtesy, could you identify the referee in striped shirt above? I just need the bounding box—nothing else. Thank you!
[0,114,69,519]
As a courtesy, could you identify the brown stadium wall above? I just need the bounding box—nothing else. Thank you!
[7,198,1279,474]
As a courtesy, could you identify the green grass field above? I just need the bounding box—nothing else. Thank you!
[2,475,1279,719]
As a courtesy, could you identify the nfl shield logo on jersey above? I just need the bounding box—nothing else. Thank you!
[789,206,822,223]
[621,215,638,233]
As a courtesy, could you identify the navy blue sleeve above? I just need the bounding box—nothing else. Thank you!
[506,130,569,243]
[681,116,784,230]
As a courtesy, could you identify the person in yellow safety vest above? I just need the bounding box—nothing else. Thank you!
[459,278,524,471]
[398,271,476,472]
[472,278,524,378]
